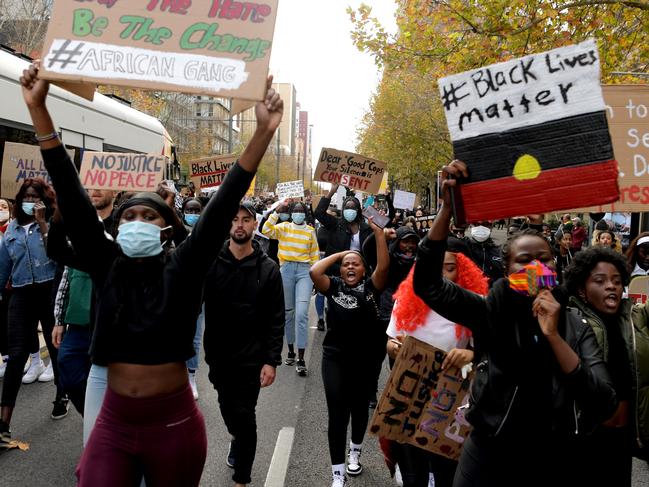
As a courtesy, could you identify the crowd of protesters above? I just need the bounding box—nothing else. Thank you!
[0,63,648,487]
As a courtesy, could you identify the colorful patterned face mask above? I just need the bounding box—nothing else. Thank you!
[508,260,558,297]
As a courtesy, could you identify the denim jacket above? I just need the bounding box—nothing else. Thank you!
[0,219,56,289]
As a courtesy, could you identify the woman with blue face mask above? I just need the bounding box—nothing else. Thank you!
[262,201,319,376]
[182,198,203,230]
[0,177,67,440]
[314,183,373,278]
[18,64,283,486]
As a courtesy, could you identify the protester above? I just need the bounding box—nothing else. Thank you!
[180,197,205,399]
[464,221,503,285]
[387,238,488,487]
[263,201,319,376]
[49,190,116,417]
[362,225,420,408]
[564,246,649,486]
[310,217,388,487]
[0,177,68,443]
[571,217,587,252]
[593,229,620,252]
[18,64,282,486]
[203,201,284,487]
[0,198,14,379]
[625,232,649,279]
[314,183,372,277]
[412,160,617,487]
[555,230,573,283]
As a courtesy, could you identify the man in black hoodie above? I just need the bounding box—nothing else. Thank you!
[203,201,285,487]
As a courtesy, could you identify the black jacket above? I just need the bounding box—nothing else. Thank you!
[42,144,253,366]
[203,239,284,368]
[465,237,504,285]
[314,195,372,275]
[363,226,417,322]
[413,237,617,438]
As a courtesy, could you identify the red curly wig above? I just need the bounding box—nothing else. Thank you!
[392,252,488,338]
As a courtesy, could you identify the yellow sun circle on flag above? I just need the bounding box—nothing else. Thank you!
[513,154,541,181]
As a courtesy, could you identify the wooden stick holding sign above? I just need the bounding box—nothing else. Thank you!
[80,152,166,191]
[438,38,619,222]
[314,148,387,194]
[39,0,279,101]
[369,336,473,461]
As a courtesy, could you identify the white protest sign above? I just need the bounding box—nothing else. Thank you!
[393,189,417,210]
[80,152,166,191]
[276,180,304,200]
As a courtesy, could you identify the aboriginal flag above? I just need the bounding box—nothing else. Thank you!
[439,40,619,223]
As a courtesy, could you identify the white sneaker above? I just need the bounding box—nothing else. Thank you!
[346,448,363,476]
[38,362,54,382]
[395,464,404,486]
[429,471,435,487]
[0,361,5,379]
[331,472,347,487]
[189,372,198,400]
[22,360,45,384]
[23,357,30,373]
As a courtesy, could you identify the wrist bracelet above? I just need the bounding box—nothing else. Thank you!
[35,131,59,142]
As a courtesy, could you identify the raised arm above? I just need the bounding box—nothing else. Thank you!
[310,251,347,294]
[262,211,283,240]
[369,219,390,292]
[173,77,283,274]
[20,63,113,273]
[413,160,488,331]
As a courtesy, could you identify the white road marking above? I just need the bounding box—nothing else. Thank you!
[264,427,295,487]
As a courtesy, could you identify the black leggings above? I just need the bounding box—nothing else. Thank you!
[0,289,38,357]
[1,282,62,408]
[322,354,372,465]
[396,443,457,487]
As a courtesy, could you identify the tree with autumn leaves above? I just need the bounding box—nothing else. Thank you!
[349,0,649,194]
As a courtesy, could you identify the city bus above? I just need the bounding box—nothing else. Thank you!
[0,45,177,193]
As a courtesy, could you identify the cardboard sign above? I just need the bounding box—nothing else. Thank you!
[438,39,618,222]
[370,337,473,460]
[314,148,387,194]
[393,190,416,210]
[276,180,304,200]
[629,276,649,305]
[80,151,166,191]
[39,0,279,101]
[1,143,52,198]
[189,154,237,189]
[572,85,649,212]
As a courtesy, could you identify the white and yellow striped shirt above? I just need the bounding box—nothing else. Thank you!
[262,213,319,265]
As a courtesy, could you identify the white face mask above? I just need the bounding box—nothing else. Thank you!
[0,211,9,222]
[471,225,491,243]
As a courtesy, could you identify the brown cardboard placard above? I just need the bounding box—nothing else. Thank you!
[1,142,72,198]
[314,148,387,194]
[629,276,649,305]
[369,336,473,461]
[189,153,237,189]
[39,1,279,101]
[569,85,649,213]
[80,151,166,191]
[231,98,256,116]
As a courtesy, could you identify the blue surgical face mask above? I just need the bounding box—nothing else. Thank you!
[291,212,306,225]
[116,221,169,258]
[22,202,36,216]
[343,209,357,223]
[184,213,200,226]
[279,212,290,222]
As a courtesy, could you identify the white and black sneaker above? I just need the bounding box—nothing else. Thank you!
[346,447,363,476]
[226,438,236,468]
[51,396,69,420]
[331,471,347,487]
[0,420,11,445]
[295,360,307,377]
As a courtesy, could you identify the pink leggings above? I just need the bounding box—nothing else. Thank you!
[76,383,207,487]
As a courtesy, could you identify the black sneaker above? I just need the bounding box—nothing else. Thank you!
[317,319,325,331]
[285,352,296,366]
[51,396,69,420]
[0,420,11,444]
[226,439,236,468]
[296,360,307,376]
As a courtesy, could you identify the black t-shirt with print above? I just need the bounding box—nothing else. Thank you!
[323,276,382,359]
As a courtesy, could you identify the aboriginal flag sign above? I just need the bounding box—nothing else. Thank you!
[438,39,618,222]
